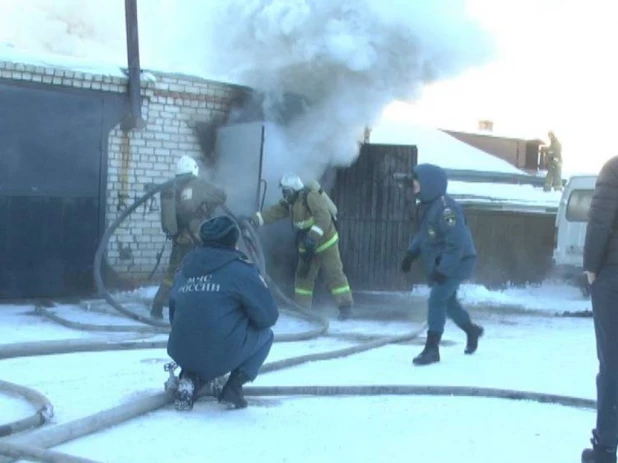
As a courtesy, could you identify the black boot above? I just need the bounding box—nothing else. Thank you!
[218,370,251,409]
[462,323,484,354]
[338,302,352,321]
[174,371,202,411]
[413,331,441,366]
[582,431,617,463]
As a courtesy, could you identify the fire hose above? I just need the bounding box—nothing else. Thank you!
[0,175,597,463]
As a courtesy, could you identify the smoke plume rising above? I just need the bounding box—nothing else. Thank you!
[0,0,493,204]
[208,0,492,198]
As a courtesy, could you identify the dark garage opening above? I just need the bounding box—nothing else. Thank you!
[0,80,125,300]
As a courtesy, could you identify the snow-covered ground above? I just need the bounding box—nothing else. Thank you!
[0,283,595,463]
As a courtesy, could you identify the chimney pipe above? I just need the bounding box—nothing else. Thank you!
[121,0,145,131]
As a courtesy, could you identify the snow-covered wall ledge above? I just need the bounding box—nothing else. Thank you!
[0,58,245,280]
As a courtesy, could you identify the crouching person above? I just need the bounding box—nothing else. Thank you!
[167,215,279,410]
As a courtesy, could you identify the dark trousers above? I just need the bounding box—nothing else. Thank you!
[181,330,274,386]
[237,330,274,380]
[427,277,472,334]
[592,272,618,450]
[153,241,193,309]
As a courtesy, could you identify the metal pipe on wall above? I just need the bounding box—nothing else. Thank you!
[122,0,145,131]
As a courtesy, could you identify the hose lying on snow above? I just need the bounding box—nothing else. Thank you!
[0,315,595,463]
[0,302,599,462]
[0,443,99,463]
[1,381,595,461]
[34,299,324,343]
[0,381,53,438]
[0,325,425,458]
[0,179,596,462]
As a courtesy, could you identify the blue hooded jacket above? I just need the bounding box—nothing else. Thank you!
[166,245,279,382]
[408,164,476,280]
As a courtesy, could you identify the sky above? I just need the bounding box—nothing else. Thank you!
[0,0,614,179]
[390,0,618,176]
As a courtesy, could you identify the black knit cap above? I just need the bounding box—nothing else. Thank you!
[199,215,240,248]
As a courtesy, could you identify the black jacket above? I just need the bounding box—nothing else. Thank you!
[584,156,618,273]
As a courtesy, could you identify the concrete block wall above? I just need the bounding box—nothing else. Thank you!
[0,59,244,281]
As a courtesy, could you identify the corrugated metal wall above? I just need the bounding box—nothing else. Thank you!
[0,81,125,299]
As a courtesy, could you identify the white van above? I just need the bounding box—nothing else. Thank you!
[552,175,597,294]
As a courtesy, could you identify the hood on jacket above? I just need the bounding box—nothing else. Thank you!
[414,163,448,203]
[180,246,240,278]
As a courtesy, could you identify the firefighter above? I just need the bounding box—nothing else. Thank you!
[543,130,563,192]
[150,155,227,319]
[245,173,353,320]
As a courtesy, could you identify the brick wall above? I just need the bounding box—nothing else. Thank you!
[106,73,244,280]
[0,59,246,281]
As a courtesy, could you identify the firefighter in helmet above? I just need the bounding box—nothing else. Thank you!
[543,130,563,192]
[151,155,227,319]
[246,173,353,320]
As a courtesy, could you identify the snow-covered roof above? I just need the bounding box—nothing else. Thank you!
[0,42,131,79]
[369,119,561,211]
[441,127,546,143]
[370,120,525,174]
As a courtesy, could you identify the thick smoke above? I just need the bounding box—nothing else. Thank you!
[0,0,493,203]
[208,0,492,198]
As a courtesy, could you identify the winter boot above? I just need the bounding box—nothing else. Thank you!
[174,372,201,411]
[462,323,484,354]
[338,302,353,321]
[413,331,441,366]
[218,370,251,409]
[582,431,617,463]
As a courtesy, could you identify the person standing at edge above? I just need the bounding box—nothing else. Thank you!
[582,155,618,463]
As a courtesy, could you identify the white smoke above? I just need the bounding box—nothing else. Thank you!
[0,1,126,63]
[0,0,493,198]
[208,0,493,184]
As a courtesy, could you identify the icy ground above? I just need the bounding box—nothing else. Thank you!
[0,282,595,463]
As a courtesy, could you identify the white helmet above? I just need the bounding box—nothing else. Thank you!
[279,173,304,191]
[176,155,199,177]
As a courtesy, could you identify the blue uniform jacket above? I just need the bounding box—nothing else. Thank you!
[167,245,279,382]
[408,164,476,280]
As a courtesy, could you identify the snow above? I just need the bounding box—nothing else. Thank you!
[448,180,562,208]
[369,118,563,208]
[441,126,546,143]
[0,283,597,463]
[414,281,591,315]
[0,42,130,79]
[370,119,524,174]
